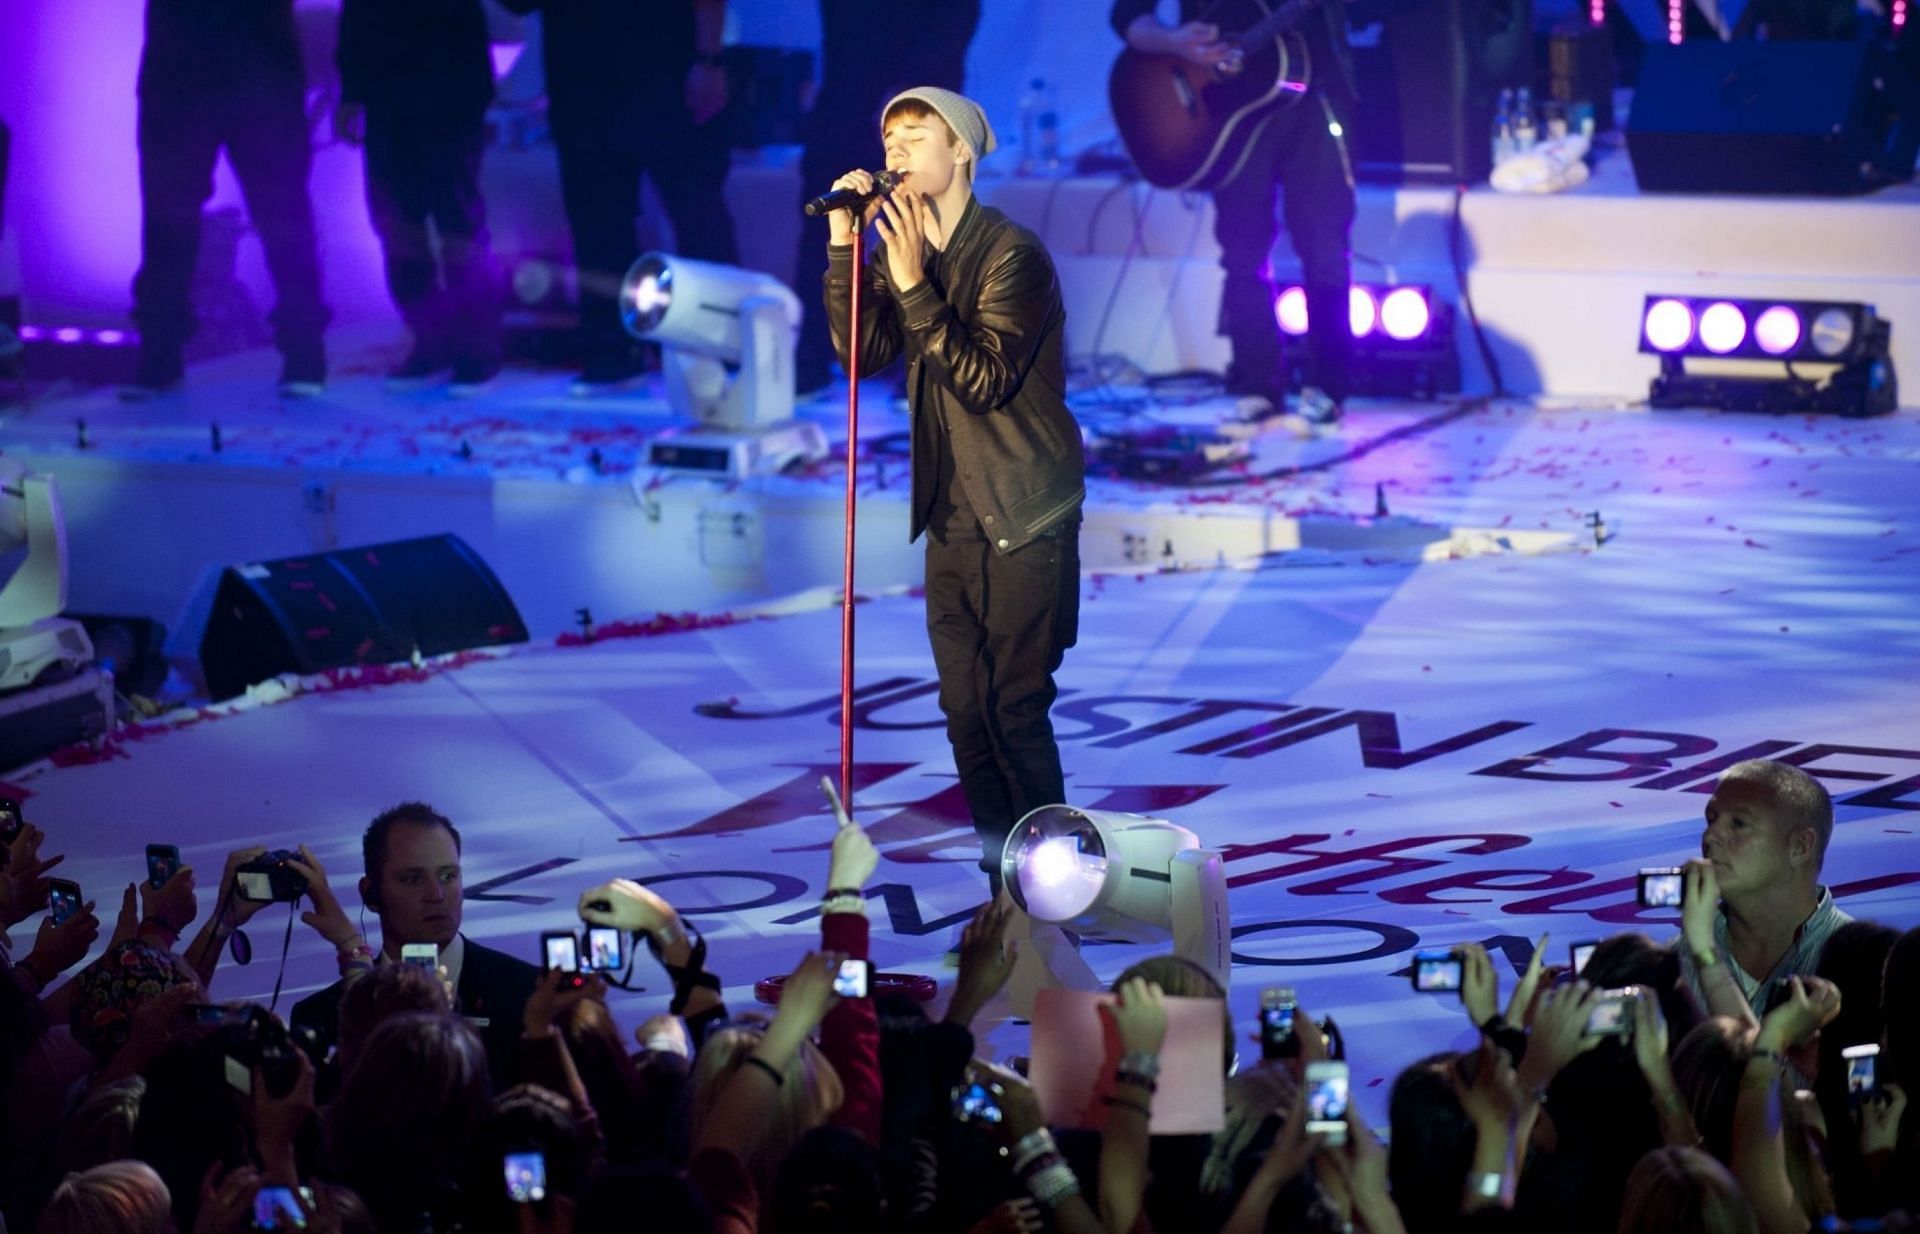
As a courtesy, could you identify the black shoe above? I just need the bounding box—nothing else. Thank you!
[119,346,186,401]
[277,342,327,399]
[386,343,452,391]
[568,353,649,398]
[448,356,501,398]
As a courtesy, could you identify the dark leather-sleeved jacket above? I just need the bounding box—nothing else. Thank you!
[825,195,1085,554]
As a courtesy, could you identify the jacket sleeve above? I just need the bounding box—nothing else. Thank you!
[819,909,882,1146]
[897,244,1057,414]
[825,244,906,378]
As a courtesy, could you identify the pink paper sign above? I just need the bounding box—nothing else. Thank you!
[1029,988,1226,1134]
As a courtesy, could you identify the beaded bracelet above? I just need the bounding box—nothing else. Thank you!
[1025,1162,1082,1210]
[1117,1051,1161,1079]
[1113,1069,1159,1094]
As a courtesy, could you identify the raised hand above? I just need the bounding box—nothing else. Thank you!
[872,190,929,292]
[1506,933,1551,1025]
[577,878,679,947]
[29,900,100,977]
[1755,975,1841,1053]
[1102,977,1169,1058]
[285,846,357,948]
[1516,981,1602,1094]
[1681,859,1720,960]
[524,968,605,1038]
[141,865,198,935]
[1860,1084,1907,1157]
[1459,942,1499,1028]
[214,847,271,930]
[826,804,880,893]
[946,893,1020,1028]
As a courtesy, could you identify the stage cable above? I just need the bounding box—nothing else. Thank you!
[1450,184,1506,398]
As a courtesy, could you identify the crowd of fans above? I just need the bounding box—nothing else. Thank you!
[0,759,1915,1234]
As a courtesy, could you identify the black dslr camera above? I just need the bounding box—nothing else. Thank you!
[223,1005,327,1097]
[235,850,308,903]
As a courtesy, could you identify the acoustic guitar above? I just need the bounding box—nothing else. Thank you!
[1109,0,1327,191]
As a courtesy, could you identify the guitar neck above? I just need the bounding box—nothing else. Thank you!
[1231,0,1320,49]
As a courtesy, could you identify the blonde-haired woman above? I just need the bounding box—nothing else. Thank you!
[690,1021,844,1210]
[38,1161,174,1234]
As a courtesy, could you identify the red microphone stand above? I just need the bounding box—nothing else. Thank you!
[838,219,866,813]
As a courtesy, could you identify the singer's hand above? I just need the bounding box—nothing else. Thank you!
[874,190,928,292]
[826,170,887,247]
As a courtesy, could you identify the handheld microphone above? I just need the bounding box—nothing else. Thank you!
[804,169,907,217]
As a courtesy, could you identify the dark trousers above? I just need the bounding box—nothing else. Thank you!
[363,114,500,364]
[924,522,1081,891]
[1211,90,1357,403]
[554,111,738,366]
[792,0,980,386]
[132,73,327,359]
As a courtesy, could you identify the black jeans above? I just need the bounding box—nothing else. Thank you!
[362,114,500,365]
[924,520,1081,892]
[554,110,738,367]
[1211,89,1357,403]
[131,70,327,359]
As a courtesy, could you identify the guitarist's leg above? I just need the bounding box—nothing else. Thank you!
[1210,116,1289,409]
[1275,93,1358,407]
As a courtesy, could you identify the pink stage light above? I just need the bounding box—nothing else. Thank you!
[1892,0,1907,32]
[95,329,128,345]
[1753,306,1803,356]
[1590,0,1606,24]
[1698,302,1747,354]
[1380,287,1431,341]
[1667,0,1684,41]
[53,327,84,344]
[1644,299,1694,352]
[1275,286,1310,336]
[1349,287,1378,338]
[18,325,43,341]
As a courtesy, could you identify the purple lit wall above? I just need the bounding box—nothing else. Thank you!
[0,1,397,330]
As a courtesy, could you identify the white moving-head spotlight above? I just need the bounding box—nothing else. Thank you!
[0,459,94,690]
[1001,805,1230,992]
[621,253,827,480]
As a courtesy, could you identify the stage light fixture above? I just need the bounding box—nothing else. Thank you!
[1275,282,1460,399]
[1637,293,1897,416]
[0,459,94,690]
[620,252,827,479]
[1000,804,1230,991]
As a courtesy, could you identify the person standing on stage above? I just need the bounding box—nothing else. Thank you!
[823,89,1085,894]
[499,0,739,397]
[791,0,982,397]
[124,0,329,400]
[1112,0,1359,431]
[336,0,503,395]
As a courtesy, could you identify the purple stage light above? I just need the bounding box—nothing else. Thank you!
[1276,286,1309,336]
[18,325,43,341]
[95,329,128,346]
[1349,287,1378,338]
[1753,306,1802,356]
[1380,287,1431,341]
[53,327,84,344]
[1643,299,1694,352]
[1698,302,1747,354]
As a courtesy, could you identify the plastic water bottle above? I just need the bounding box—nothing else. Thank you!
[1491,88,1515,168]
[1514,86,1539,153]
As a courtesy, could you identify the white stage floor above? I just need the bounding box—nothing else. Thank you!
[10,394,1920,1122]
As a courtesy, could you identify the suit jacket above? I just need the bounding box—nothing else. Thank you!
[291,935,539,1091]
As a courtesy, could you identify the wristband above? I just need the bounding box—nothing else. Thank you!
[744,1056,784,1087]
[1102,1094,1153,1120]
[1693,947,1721,969]
[1117,1051,1161,1080]
[820,893,868,917]
[1011,1128,1057,1173]
[1113,1069,1159,1094]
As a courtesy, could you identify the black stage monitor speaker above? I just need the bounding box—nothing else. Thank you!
[200,534,528,700]
[1349,0,1534,183]
[1626,40,1920,194]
